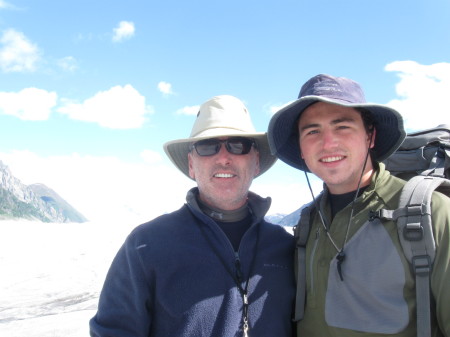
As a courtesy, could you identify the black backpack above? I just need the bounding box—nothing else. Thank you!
[383,124,450,183]
[293,124,450,337]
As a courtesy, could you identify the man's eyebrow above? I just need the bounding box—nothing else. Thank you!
[299,117,356,132]
[331,117,356,125]
[299,123,319,133]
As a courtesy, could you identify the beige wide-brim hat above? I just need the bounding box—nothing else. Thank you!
[164,95,277,180]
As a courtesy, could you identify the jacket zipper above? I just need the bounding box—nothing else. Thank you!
[203,213,257,331]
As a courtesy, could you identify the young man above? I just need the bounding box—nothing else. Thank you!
[89,95,295,337]
[268,74,450,337]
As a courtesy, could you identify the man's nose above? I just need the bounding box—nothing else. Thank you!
[321,129,338,149]
[214,143,232,164]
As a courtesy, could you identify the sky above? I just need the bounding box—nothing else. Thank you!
[1,0,450,223]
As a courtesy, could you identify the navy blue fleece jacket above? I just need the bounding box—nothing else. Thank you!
[90,188,295,337]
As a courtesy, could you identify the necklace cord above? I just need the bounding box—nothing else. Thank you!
[303,130,374,281]
[342,131,374,249]
[198,218,259,334]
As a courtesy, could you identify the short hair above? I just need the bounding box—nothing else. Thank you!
[355,107,377,162]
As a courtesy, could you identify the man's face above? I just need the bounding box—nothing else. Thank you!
[298,102,375,194]
[188,137,260,210]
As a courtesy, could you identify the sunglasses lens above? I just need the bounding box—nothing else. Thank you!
[194,139,221,156]
[226,138,253,155]
[193,138,254,156]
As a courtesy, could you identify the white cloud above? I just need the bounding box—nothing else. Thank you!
[0,29,40,72]
[75,32,95,42]
[252,181,312,216]
[57,56,77,72]
[0,150,195,223]
[112,21,135,42]
[0,88,57,120]
[385,60,450,131]
[267,100,294,116]
[57,84,153,129]
[176,105,199,116]
[0,0,15,9]
[140,149,163,164]
[252,160,323,217]
[157,81,174,96]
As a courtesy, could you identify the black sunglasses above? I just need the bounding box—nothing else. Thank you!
[191,137,256,156]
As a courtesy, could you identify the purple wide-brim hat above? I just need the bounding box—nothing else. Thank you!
[268,74,406,172]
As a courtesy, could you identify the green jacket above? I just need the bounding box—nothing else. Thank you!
[298,163,450,337]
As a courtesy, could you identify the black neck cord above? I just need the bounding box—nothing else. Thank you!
[303,131,374,281]
[198,219,259,336]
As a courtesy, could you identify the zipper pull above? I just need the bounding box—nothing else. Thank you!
[243,292,249,337]
[243,318,249,337]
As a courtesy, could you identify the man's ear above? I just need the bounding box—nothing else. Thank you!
[369,127,376,149]
[188,152,195,180]
[253,153,260,177]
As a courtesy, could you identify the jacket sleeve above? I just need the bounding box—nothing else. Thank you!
[89,232,152,337]
[430,192,450,337]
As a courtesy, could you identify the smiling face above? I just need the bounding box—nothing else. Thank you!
[298,102,375,194]
[188,137,260,210]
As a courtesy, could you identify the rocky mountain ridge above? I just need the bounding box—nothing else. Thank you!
[265,206,304,227]
[0,160,87,223]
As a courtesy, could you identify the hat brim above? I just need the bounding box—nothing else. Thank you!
[164,131,277,180]
[268,95,406,172]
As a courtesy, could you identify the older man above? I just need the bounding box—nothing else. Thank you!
[90,95,295,337]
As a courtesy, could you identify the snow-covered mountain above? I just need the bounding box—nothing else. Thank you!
[0,160,87,223]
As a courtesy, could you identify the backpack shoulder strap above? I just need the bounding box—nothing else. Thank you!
[377,175,450,337]
[293,199,317,322]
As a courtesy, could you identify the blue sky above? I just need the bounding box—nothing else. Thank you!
[1,0,450,223]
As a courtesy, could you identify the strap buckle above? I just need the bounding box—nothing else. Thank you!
[403,222,424,241]
[403,204,425,241]
[412,255,431,276]
[368,210,380,222]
